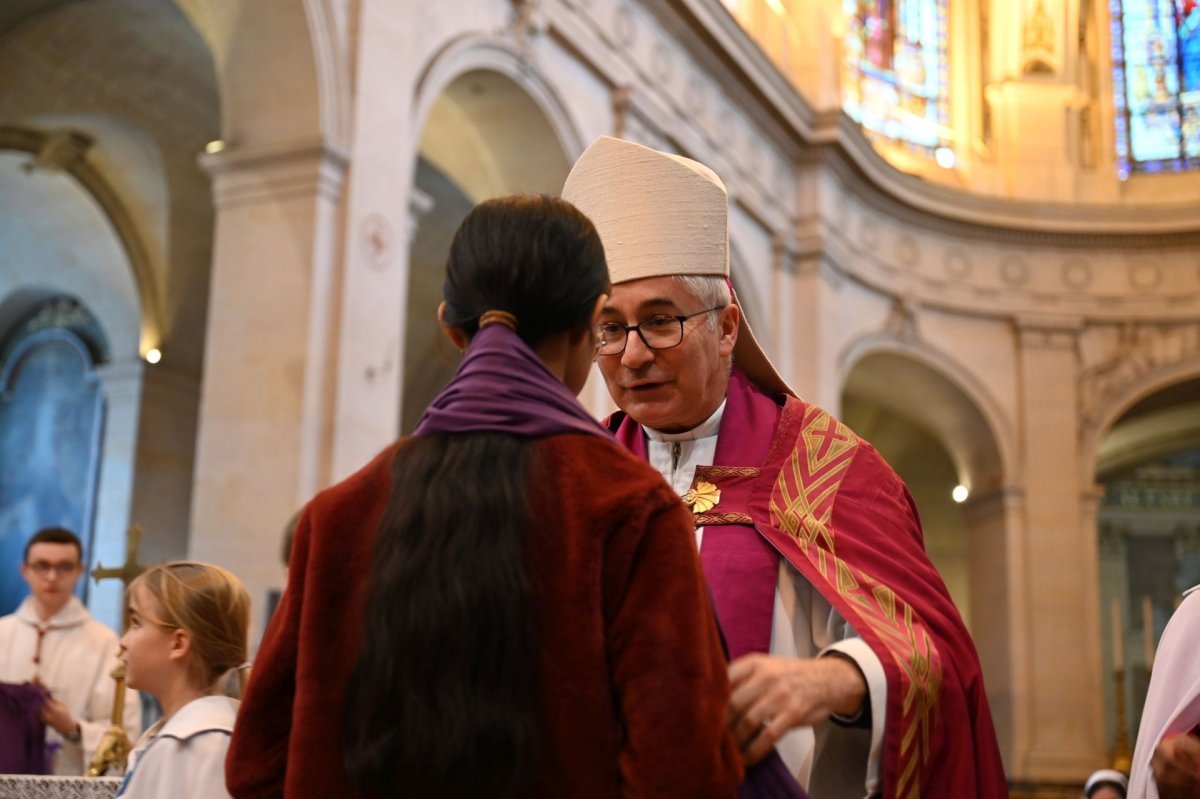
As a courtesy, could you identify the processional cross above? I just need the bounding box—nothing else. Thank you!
[86,523,148,777]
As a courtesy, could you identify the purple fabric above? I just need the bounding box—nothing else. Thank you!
[610,368,805,798]
[0,681,49,774]
[412,323,607,440]
[611,367,781,658]
[702,367,783,658]
[739,751,808,799]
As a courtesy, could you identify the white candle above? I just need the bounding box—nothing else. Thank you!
[1111,597,1123,671]
[1143,595,1155,670]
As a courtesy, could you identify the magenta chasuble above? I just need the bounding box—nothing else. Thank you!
[610,368,1007,799]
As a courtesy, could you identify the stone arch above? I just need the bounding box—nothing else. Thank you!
[172,0,345,149]
[1086,361,1200,755]
[410,33,586,183]
[838,334,1011,492]
[0,125,158,354]
[0,146,142,360]
[400,39,585,431]
[1081,354,1200,484]
[838,333,1019,762]
[838,338,1008,623]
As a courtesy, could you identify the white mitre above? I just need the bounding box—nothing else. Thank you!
[563,135,794,398]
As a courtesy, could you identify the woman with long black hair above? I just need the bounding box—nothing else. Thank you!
[226,194,742,798]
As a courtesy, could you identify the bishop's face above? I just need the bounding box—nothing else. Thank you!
[595,276,737,434]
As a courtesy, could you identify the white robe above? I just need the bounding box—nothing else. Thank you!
[1129,584,1200,799]
[118,695,237,799]
[0,596,142,775]
[644,400,886,799]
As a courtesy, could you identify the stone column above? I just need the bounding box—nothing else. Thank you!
[90,359,144,630]
[326,0,426,482]
[129,366,200,566]
[190,140,348,642]
[787,237,842,411]
[962,485,1026,774]
[1013,315,1105,781]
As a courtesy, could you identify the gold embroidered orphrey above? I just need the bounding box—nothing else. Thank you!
[682,480,721,514]
[769,406,943,799]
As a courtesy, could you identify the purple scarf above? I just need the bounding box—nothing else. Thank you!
[412,323,607,439]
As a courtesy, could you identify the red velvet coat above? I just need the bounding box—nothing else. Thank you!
[226,434,742,798]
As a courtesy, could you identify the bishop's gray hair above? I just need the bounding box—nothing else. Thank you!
[672,275,732,330]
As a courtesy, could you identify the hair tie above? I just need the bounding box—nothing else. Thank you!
[478,310,518,331]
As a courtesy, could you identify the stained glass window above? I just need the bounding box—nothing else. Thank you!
[842,0,952,160]
[1111,0,1200,178]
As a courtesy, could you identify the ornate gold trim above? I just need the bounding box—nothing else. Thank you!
[769,406,941,797]
[694,511,752,526]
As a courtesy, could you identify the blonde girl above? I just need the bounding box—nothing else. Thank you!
[115,561,249,799]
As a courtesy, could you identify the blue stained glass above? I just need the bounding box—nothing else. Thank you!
[1112,0,1200,174]
[842,0,951,158]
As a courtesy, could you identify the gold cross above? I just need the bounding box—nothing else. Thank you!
[91,523,147,603]
[86,523,148,778]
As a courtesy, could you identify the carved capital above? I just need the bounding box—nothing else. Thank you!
[883,294,921,342]
[1015,314,1081,350]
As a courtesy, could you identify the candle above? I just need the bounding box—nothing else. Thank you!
[1111,597,1123,671]
[1143,595,1155,670]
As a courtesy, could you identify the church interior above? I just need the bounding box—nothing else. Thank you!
[1,0,1198,794]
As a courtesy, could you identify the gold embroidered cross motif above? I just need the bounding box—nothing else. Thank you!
[682,480,721,513]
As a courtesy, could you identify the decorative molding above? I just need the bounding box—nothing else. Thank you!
[509,0,548,41]
[198,136,350,208]
[960,485,1026,524]
[1062,258,1092,289]
[882,295,921,342]
[1021,0,1057,75]
[658,1,1200,240]
[21,130,93,174]
[772,231,799,274]
[1016,314,1082,350]
[813,140,1200,249]
[1078,323,1200,432]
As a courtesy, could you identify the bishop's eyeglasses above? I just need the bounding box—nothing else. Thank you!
[596,306,725,356]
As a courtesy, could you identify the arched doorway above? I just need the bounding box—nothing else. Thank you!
[1093,375,1200,757]
[0,299,108,614]
[401,68,576,432]
[840,345,1015,760]
[0,0,220,624]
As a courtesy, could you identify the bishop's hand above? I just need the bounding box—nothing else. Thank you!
[727,653,867,766]
[1152,731,1200,799]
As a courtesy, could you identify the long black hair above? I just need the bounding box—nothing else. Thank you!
[343,195,609,797]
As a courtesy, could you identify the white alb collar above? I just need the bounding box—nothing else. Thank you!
[643,398,726,443]
[15,595,90,629]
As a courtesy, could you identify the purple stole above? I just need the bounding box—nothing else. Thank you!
[0,681,49,774]
[612,369,806,799]
[612,367,782,658]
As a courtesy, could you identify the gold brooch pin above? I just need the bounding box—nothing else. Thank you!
[682,480,721,513]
